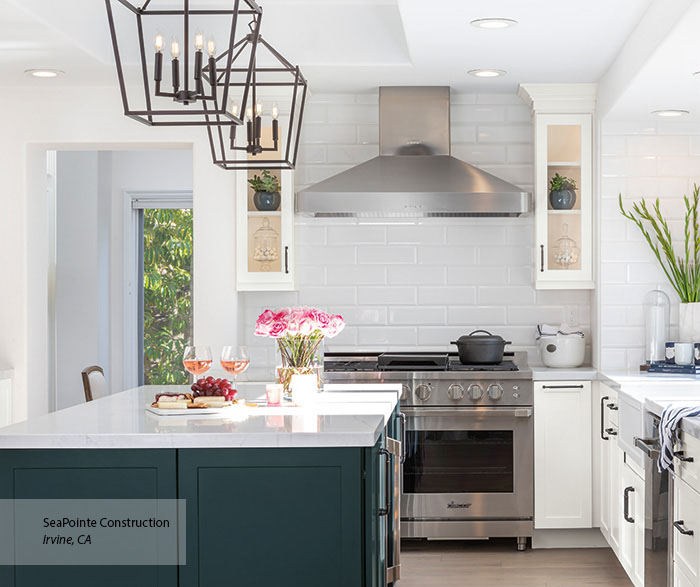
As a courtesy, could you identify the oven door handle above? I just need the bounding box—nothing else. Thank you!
[401,407,532,418]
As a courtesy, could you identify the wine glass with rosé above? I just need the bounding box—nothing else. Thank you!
[220,346,250,386]
[183,345,213,379]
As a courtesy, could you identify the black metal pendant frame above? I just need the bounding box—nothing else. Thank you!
[204,34,308,170]
[105,0,262,127]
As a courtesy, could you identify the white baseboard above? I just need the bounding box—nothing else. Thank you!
[532,528,609,549]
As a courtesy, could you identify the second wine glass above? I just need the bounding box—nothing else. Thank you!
[183,345,213,378]
[221,346,250,385]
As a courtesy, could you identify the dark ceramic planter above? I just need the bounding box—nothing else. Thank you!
[253,190,281,211]
[549,189,576,210]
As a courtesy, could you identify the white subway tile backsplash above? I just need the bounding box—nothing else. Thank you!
[448,266,508,285]
[240,91,591,371]
[358,245,416,264]
[327,225,386,245]
[389,306,446,325]
[417,286,477,305]
[626,135,689,157]
[358,327,418,346]
[418,246,476,266]
[358,286,416,305]
[386,265,446,285]
[327,265,385,285]
[449,306,506,325]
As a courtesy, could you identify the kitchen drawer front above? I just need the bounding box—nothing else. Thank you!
[674,562,695,587]
[674,478,700,583]
[678,431,700,494]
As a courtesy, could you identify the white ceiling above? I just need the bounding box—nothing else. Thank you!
[607,1,700,121]
[0,0,655,93]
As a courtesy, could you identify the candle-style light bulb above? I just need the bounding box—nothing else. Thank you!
[272,103,279,120]
[231,101,239,117]
[207,39,216,57]
[246,106,253,121]
[256,99,263,117]
[171,40,180,59]
[194,33,204,52]
[155,34,164,52]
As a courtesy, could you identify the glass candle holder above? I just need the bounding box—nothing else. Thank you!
[266,383,283,407]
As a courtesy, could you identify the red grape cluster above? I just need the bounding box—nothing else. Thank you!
[191,376,237,399]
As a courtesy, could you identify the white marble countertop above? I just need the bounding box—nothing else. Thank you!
[600,371,700,391]
[530,366,598,381]
[0,383,400,449]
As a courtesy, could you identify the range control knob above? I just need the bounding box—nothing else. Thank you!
[467,384,484,401]
[400,384,410,401]
[415,384,431,402]
[488,383,504,401]
[447,384,465,401]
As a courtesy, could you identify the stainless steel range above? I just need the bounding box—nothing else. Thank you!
[325,350,534,550]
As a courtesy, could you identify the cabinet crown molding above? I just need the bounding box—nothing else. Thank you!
[518,83,597,114]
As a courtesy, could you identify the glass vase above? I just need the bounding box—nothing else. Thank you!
[275,337,324,399]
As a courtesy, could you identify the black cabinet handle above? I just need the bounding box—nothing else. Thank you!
[600,396,609,441]
[607,403,618,410]
[540,244,544,272]
[605,427,618,436]
[674,520,694,536]
[674,450,695,463]
[542,384,584,389]
[623,486,635,523]
[378,447,390,516]
[284,246,289,274]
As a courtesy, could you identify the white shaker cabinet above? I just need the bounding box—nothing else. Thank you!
[619,458,645,587]
[598,384,623,556]
[518,84,596,290]
[236,169,296,291]
[534,380,592,528]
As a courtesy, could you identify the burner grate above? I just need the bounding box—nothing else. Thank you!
[448,360,518,372]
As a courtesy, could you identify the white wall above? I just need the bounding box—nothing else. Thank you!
[599,119,700,370]
[55,152,103,409]
[240,92,593,378]
[0,86,237,423]
[53,149,193,409]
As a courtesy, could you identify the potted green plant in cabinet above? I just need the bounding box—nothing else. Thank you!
[248,170,281,212]
[549,173,577,210]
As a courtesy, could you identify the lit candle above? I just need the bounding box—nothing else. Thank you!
[246,106,253,143]
[171,40,180,90]
[256,99,263,117]
[231,101,239,118]
[194,35,203,82]
[194,33,204,52]
[153,34,163,83]
[272,103,279,141]
[207,39,216,57]
[272,103,279,120]
[207,39,217,91]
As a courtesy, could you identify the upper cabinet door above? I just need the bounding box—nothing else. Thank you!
[534,113,593,289]
[236,168,296,291]
[518,83,596,291]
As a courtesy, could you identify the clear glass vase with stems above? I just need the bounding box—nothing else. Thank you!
[275,334,324,398]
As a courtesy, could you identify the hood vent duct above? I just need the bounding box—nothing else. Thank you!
[296,86,531,218]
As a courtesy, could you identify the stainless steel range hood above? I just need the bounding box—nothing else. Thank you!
[296,86,531,217]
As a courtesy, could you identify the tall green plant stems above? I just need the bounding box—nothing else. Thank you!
[619,185,700,303]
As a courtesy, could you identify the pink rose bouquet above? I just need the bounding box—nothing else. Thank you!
[254,307,345,392]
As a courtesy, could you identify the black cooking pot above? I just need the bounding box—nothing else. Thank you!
[450,330,511,365]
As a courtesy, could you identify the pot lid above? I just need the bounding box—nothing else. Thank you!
[452,330,510,345]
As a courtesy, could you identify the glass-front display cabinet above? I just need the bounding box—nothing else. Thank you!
[236,163,296,291]
[519,84,595,290]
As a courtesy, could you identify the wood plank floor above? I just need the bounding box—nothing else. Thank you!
[399,539,633,587]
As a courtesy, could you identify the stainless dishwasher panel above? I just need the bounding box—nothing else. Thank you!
[635,426,670,587]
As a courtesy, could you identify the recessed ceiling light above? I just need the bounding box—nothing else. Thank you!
[651,109,689,117]
[468,69,506,78]
[25,69,64,78]
[470,18,518,29]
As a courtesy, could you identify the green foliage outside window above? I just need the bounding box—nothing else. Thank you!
[143,208,193,384]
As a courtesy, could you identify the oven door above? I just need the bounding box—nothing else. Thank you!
[401,406,533,521]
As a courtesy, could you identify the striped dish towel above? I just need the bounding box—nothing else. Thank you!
[658,404,700,473]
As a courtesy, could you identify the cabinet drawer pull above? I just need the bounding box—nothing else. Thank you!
[378,447,391,517]
[674,520,695,536]
[284,246,289,274]
[542,384,584,389]
[674,451,695,463]
[600,396,609,441]
[606,403,618,410]
[623,486,635,524]
[605,427,618,437]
